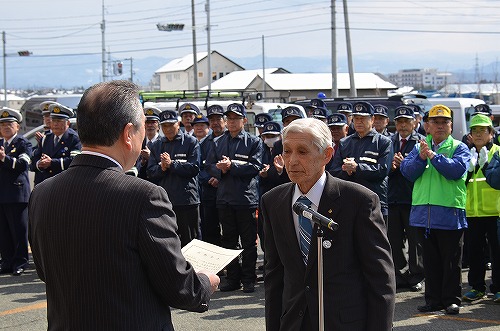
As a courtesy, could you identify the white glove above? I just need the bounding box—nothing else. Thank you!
[478,146,489,168]
[469,147,477,172]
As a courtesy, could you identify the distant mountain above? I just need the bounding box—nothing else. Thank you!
[5,52,499,90]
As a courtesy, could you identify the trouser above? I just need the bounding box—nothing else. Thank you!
[0,203,29,270]
[467,216,500,294]
[218,206,257,284]
[388,204,424,286]
[173,205,200,247]
[417,227,464,307]
[200,202,221,246]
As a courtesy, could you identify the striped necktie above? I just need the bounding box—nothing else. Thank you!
[297,195,313,265]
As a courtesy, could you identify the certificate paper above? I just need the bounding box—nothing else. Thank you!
[181,239,243,274]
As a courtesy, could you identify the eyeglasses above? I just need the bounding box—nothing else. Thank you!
[471,127,490,134]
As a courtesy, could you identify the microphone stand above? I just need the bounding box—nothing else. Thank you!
[316,226,324,331]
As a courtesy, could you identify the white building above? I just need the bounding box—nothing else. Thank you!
[388,68,451,90]
[154,51,244,91]
[0,93,25,110]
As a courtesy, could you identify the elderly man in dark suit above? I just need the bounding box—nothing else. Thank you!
[0,108,32,276]
[261,117,395,331]
[28,80,219,330]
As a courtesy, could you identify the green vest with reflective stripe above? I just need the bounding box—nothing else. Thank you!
[466,144,500,217]
[412,135,467,208]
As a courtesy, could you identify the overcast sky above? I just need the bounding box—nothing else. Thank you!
[1,0,499,76]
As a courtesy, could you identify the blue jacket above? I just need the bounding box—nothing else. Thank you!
[0,135,32,204]
[400,136,470,231]
[147,132,200,207]
[206,130,263,208]
[198,133,218,204]
[485,151,500,190]
[30,128,81,185]
[388,131,424,205]
[328,129,392,215]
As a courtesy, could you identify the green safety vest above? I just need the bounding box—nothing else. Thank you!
[412,135,467,209]
[466,144,500,217]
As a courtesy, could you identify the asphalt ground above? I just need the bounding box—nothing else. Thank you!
[1,256,498,330]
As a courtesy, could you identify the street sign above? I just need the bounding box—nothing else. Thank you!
[156,23,185,32]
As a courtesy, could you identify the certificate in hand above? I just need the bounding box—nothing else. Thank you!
[181,239,243,274]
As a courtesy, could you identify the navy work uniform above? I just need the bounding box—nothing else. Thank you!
[147,110,201,247]
[30,103,81,185]
[0,108,33,276]
[205,103,263,292]
[136,106,161,180]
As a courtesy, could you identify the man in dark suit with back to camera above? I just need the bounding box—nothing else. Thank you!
[262,117,396,331]
[28,80,219,331]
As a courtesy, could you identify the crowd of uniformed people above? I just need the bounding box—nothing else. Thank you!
[0,94,499,314]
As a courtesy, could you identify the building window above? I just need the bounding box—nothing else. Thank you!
[198,72,203,78]
[174,73,180,80]
[167,74,172,82]
[219,72,224,79]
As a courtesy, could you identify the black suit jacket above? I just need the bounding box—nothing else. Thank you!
[28,154,211,331]
[262,173,395,331]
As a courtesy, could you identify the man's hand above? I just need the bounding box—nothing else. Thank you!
[140,146,150,165]
[342,157,357,176]
[0,146,5,162]
[392,152,404,170]
[259,164,270,178]
[38,154,52,169]
[197,270,220,294]
[208,177,219,188]
[216,155,231,174]
[479,146,489,168]
[273,154,284,174]
[35,131,44,144]
[419,139,435,160]
[160,152,172,171]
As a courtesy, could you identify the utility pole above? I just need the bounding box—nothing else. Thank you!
[191,0,198,92]
[205,0,211,91]
[2,31,6,106]
[343,0,356,97]
[124,57,133,82]
[101,0,106,82]
[330,0,338,97]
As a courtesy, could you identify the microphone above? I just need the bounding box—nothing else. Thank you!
[293,202,339,231]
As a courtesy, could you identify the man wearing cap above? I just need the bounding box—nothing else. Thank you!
[327,113,349,157]
[0,108,32,276]
[388,106,425,292]
[400,104,470,315]
[147,109,201,247]
[373,104,392,137]
[205,103,263,293]
[462,104,500,148]
[30,103,81,185]
[328,101,393,225]
[198,104,227,247]
[254,113,273,138]
[337,102,356,135]
[137,106,161,181]
[407,104,426,136]
[35,101,56,144]
[192,114,210,142]
[178,102,200,136]
[311,107,328,123]
[462,114,500,303]
[305,98,327,118]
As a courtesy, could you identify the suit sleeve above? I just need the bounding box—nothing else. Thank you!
[261,192,284,331]
[137,185,211,312]
[354,191,396,331]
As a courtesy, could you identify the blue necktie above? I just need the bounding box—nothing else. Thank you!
[297,195,313,265]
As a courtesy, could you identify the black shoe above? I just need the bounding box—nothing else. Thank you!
[12,267,25,276]
[417,304,443,313]
[219,281,241,292]
[445,304,460,315]
[242,282,255,293]
[410,282,423,292]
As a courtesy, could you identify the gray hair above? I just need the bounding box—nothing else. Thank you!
[282,118,333,152]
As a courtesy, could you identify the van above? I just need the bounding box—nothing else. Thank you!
[19,94,82,134]
[427,98,485,140]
